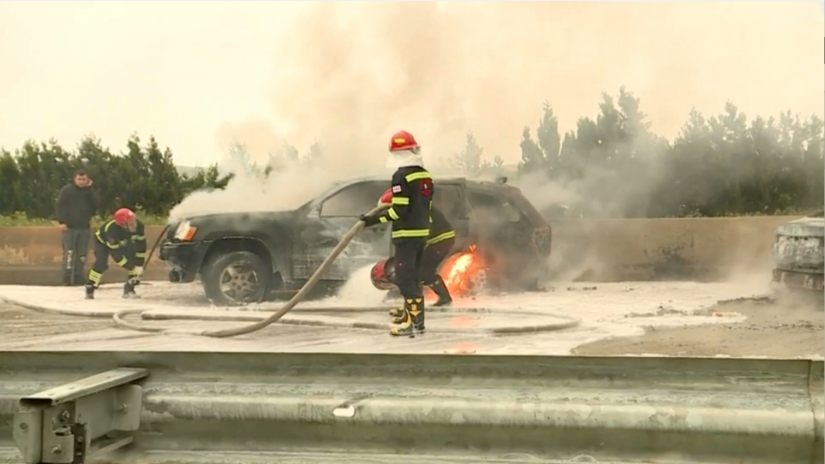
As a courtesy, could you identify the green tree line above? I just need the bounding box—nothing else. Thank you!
[1,88,822,222]
[0,135,231,221]
[511,87,823,217]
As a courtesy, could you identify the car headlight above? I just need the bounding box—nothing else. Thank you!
[174,220,198,241]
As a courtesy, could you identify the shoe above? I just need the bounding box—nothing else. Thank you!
[122,279,141,299]
[429,276,453,307]
[84,284,95,300]
[390,297,425,336]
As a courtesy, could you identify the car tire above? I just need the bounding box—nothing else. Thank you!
[202,251,272,305]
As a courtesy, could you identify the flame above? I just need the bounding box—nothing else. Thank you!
[431,244,487,299]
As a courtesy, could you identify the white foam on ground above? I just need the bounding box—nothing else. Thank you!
[0,278,764,354]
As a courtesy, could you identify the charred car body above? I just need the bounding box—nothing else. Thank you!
[159,176,552,304]
[771,216,824,292]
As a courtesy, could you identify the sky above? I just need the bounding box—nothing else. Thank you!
[0,1,822,168]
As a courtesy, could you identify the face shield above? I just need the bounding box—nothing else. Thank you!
[385,148,425,170]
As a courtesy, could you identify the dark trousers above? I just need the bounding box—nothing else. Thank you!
[86,240,118,287]
[393,238,426,299]
[419,238,455,285]
[61,228,90,285]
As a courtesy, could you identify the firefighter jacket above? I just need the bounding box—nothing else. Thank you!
[373,166,433,241]
[426,207,455,247]
[95,219,147,270]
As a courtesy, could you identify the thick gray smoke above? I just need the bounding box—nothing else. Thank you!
[165,1,821,288]
[215,2,821,167]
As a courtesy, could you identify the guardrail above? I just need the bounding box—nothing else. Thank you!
[0,352,822,463]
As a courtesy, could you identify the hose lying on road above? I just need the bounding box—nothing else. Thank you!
[112,206,386,338]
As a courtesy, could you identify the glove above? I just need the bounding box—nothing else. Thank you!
[133,266,144,278]
[359,214,379,227]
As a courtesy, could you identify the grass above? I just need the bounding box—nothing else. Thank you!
[0,212,170,227]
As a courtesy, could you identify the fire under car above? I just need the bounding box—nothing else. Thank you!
[159,176,552,305]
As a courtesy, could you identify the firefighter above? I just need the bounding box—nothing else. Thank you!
[84,208,147,300]
[360,130,432,336]
[372,188,455,309]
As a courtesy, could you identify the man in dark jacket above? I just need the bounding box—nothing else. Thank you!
[55,170,100,285]
[361,130,432,336]
[85,208,147,300]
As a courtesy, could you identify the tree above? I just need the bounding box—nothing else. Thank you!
[15,139,73,218]
[801,115,824,211]
[143,137,184,215]
[304,141,323,167]
[0,150,22,215]
[549,87,666,217]
[518,127,545,174]
[536,103,561,177]
[452,132,483,177]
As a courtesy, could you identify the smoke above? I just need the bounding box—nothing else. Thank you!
[165,1,820,222]
[161,2,820,289]
[212,2,821,168]
[169,145,380,222]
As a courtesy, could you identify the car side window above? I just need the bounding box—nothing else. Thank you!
[468,191,522,223]
[433,184,464,218]
[320,182,387,218]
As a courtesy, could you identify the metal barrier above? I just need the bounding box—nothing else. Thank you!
[0,351,822,463]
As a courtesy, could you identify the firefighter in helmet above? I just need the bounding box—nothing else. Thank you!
[370,188,455,309]
[360,130,432,336]
[84,207,147,299]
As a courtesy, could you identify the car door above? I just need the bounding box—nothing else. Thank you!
[432,181,470,251]
[293,180,391,281]
[466,188,533,277]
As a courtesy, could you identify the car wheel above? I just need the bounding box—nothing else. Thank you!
[202,251,272,305]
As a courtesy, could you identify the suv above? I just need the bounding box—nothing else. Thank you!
[159,176,552,304]
[771,215,824,292]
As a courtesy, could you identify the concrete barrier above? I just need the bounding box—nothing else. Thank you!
[0,226,169,285]
[547,215,802,281]
[0,216,802,285]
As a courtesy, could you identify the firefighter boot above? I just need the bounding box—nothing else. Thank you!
[123,278,141,299]
[388,307,404,318]
[429,276,453,307]
[390,298,425,336]
[84,284,95,300]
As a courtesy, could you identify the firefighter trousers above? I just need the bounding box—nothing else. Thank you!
[419,238,455,285]
[86,240,128,288]
[392,238,426,300]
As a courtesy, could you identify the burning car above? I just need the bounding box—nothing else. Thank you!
[159,176,551,305]
[771,215,824,292]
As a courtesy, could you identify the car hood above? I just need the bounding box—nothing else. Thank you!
[776,217,824,238]
[172,210,300,230]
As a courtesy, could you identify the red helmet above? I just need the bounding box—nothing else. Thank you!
[378,188,393,206]
[388,130,420,152]
[370,257,396,291]
[113,208,135,227]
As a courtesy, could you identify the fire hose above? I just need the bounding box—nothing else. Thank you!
[112,205,386,337]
